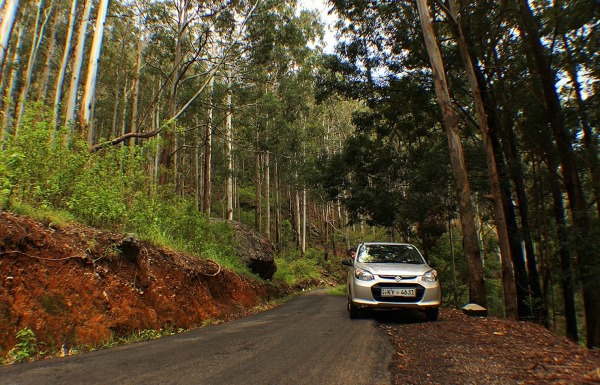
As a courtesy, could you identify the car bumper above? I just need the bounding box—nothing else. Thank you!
[350,278,441,309]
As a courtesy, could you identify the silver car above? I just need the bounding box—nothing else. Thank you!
[342,242,441,320]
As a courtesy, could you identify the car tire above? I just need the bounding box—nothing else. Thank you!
[425,308,439,321]
[348,298,361,319]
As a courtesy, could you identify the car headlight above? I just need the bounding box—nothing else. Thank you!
[355,268,374,281]
[422,269,438,282]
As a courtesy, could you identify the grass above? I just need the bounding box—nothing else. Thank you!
[327,285,347,296]
[10,203,76,228]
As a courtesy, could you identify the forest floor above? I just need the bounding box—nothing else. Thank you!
[382,309,600,385]
[1,211,599,384]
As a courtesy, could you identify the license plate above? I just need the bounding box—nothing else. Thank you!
[381,288,416,297]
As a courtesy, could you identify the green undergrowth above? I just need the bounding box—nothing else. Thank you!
[273,249,321,286]
[327,285,346,296]
[1,328,40,364]
[272,248,345,287]
[0,108,251,276]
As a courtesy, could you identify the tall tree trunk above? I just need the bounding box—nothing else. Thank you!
[15,0,53,133]
[549,163,579,342]
[445,0,517,318]
[225,72,234,220]
[195,117,201,211]
[416,0,487,308]
[65,0,92,130]
[53,0,78,131]
[0,0,19,71]
[265,151,271,239]
[120,80,129,138]
[1,22,25,140]
[489,130,530,320]
[254,147,262,231]
[202,75,214,215]
[274,158,281,249]
[455,0,544,320]
[516,0,599,348]
[37,7,59,102]
[458,23,541,320]
[562,35,600,219]
[110,74,120,137]
[294,188,300,250]
[159,0,188,186]
[301,186,307,256]
[504,123,545,325]
[81,0,110,144]
[130,19,145,140]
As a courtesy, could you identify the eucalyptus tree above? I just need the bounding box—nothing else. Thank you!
[88,1,259,151]
[0,16,26,139]
[0,0,20,71]
[14,0,54,133]
[36,6,59,102]
[416,0,507,313]
[64,0,92,129]
[53,0,78,130]
[239,0,323,245]
[326,0,490,308]
[513,0,599,349]
[89,0,141,142]
[81,0,110,142]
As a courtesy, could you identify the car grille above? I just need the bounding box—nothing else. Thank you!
[371,283,425,303]
[378,275,418,280]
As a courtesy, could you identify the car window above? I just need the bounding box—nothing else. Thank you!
[357,244,424,264]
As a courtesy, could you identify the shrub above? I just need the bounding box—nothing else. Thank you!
[5,328,39,363]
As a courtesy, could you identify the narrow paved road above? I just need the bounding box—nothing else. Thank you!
[0,290,392,385]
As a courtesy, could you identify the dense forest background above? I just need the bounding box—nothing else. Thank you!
[0,0,598,348]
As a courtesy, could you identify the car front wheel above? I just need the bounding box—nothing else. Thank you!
[348,297,361,319]
[425,308,439,321]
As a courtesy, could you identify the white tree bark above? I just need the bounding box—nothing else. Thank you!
[37,8,59,101]
[225,71,234,220]
[15,0,53,132]
[65,0,92,129]
[202,74,214,215]
[82,0,110,144]
[301,187,307,256]
[130,22,146,137]
[53,0,78,130]
[0,0,19,70]
[1,23,25,140]
[265,150,271,238]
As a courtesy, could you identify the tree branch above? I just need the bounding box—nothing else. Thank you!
[88,0,262,153]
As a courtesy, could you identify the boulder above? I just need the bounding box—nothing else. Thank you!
[228,221,277,280]
[462,303,488,317]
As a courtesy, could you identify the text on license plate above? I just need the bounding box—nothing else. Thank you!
[381,288,416,297]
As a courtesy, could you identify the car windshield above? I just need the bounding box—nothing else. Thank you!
[357,244,424,264]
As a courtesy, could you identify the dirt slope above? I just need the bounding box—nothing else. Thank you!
[0,211,285,357]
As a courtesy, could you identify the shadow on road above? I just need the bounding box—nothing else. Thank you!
[367,308,431,325]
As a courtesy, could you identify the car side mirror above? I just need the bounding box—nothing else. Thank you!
[341,258,353,267]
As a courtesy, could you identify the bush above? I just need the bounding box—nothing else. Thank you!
[0,106,248,275]
[273,249,323,285]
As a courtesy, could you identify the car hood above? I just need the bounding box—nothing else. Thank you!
[356,262,432,276]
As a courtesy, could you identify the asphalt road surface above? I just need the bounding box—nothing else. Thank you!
[0,290,393,385]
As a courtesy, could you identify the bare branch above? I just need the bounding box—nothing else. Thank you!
[87,0,262,153]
